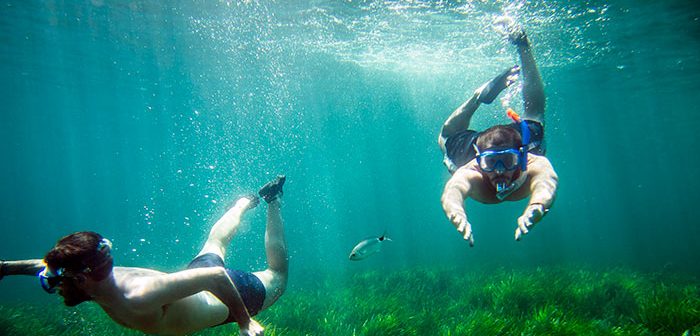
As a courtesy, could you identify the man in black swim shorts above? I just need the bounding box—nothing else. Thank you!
[0,175,288,336]
[438,19,559,246]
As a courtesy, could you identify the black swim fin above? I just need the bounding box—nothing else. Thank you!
[476,65,520,104]
[258,175,286,203]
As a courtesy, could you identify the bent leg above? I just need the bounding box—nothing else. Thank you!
[438,65,520,153]
[438,92,480,154]
[253,200,288,310]
[514,31,545,125]
[195,196,257,260]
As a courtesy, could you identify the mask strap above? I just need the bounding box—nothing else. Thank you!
[98,238,112,252]
[472,144,482,166]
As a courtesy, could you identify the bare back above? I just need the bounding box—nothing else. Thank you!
[96,267,229,335]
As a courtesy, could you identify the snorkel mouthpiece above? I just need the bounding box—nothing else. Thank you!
[496,182,508,193]
[496,181,516,200]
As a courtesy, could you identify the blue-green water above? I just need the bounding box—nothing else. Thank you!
[1,0,699,334]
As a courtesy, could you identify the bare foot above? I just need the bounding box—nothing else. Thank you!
[493,16,528,46]
[231,195,259,211]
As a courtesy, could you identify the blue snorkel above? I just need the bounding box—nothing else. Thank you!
[507,108,530,171]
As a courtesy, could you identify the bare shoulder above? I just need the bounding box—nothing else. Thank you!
[445,162,485,196]
[526,154,558,183]
[452,161,483,182]
[113,267,166,288]
[527,154,555,172]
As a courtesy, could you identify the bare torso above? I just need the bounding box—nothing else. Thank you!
[95,267,229,335]
[461,154,551,203]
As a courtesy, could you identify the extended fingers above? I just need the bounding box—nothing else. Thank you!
[463,222,474,247]
[456,220,474,247]
[515,216,530,241]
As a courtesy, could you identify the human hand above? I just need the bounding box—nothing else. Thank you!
[239,319,264,336]
[515,204,547,241]
[450,214,474,247]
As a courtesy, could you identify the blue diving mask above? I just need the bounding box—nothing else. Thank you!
[474,146,522,172]
[39,267,69,294]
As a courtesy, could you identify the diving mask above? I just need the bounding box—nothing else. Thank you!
[475,147,522,172]
[39,267,64,293]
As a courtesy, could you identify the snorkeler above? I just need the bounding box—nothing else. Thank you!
[438,19,558,246]
[0,176,288,336]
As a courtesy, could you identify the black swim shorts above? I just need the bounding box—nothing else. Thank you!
[443,120,545,174]
[186,253,266,318]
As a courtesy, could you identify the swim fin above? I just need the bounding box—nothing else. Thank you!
[258,175,286,203]
[476,65,520,104]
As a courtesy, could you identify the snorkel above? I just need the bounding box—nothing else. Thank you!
[491,108,530,200]
[507,108,530,171]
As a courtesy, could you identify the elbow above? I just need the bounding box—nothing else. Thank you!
[440,189,462,218]
[440,189,451,212]
[213,266,228,279]
[549,174,559,198]
[210,266,233,289]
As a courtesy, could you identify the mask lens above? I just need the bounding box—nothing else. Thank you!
[39,268,63,294]
[500,152,518,170]
[479,149,520,172]
[480,155,498,172]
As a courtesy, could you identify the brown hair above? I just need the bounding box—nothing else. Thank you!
[475,125,522,151]
[44,231,113,281]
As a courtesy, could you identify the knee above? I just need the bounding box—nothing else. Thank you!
[276,274,288,296]
[273,260,289,278]
[268,270,288,300]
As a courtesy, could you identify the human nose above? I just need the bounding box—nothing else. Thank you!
[494,160,506,173]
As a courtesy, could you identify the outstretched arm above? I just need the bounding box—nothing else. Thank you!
[126,267,261,335]
[515,157,558,240]
[0,259,46,279]
[441,168,476,246]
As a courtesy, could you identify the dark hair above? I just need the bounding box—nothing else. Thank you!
[44,231,113,281]
[475,125,522,151]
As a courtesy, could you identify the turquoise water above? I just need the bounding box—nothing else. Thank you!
[1,0,699,333]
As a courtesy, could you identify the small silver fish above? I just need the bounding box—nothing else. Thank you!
[349,233,391,261]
